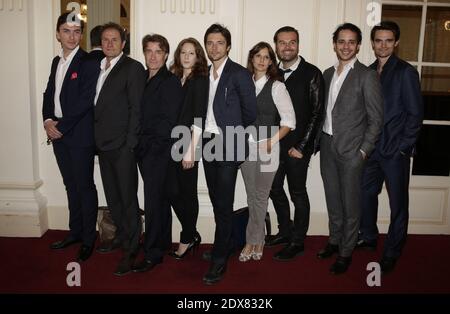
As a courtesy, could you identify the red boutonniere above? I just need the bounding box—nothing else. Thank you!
[71,72,78,80]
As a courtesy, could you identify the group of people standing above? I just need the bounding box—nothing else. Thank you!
[43,11,422,286]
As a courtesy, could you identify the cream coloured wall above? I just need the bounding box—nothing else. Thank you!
[1,0,449,240]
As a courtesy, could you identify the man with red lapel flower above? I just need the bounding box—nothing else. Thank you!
[42,12,101,262]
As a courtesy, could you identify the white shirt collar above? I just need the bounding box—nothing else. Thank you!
[210,57,228,80]
[100,52,124,71]
[254,74,268,87]
[334,57,357,71]
[59,45,80,63]
[279,55,301,72]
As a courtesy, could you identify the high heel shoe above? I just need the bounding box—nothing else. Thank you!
[239,244,254,262]
[168,233,201,260]
[252,244,264,261]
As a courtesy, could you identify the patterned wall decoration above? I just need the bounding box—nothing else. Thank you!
[160,0,215,14]
[0,0,24,11]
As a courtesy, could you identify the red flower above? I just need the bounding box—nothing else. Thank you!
[71,72,78,80]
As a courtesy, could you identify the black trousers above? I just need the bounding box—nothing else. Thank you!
[269,151,311,245]
[53,141,98,246]
[98,145,141,254]
[203,158,239,265]
[139,148,172,263]
[167,160,199,244]
[360,150,411,259]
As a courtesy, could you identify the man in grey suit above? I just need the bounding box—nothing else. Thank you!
[94,22,146,276]
[315,23,383,274]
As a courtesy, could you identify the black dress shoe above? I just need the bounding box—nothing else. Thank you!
[202,250,212,262]
[265,233,290,247]
[50,237,82,250]
[355,239,377,251]
[330,256,352,275]
[380,256,397,274]
[77,245,94,262]
[203,262,227,285]
[273,243,304,261]
[96,238,122,254]
[317,243,339,259]
[114,254,136,276]
[131,259,157,273]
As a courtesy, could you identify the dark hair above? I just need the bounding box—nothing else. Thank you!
[170,38,208,80]
[90,25,102,48]
[247,42,282,82]
[204,23,232,48]
[142,34,170,61]
[333,23,362,44]
[56,12,85,33]
[101,22,127,42]
[371,20,400,42]
[273,26,299,44]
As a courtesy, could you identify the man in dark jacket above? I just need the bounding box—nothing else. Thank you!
[357,21,423,274]
[43,13,100,262]
[266,26,325,261]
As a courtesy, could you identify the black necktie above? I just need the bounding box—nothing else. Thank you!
[282,69,292,74]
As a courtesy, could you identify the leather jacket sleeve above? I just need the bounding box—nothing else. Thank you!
[295,71,325,153]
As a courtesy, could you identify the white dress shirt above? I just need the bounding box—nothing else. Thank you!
[94,52,123,105]
[204,57,228,134]
[53,46,80,118]
[279,56,301,81]
[323,57,357,135]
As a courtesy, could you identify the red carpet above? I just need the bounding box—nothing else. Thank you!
[1,231,449,294]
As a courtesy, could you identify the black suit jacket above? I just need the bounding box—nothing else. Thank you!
[204,58,257,161]
[94,54,146,152]
[138,66,184,157]
[42,48,100,148]
[88,49,105,63]
[178,75,209,129]
[370,55,423,158]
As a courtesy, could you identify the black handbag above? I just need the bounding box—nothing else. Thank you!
[232,207,271,250]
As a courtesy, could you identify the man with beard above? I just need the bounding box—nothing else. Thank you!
[266,26,325,261]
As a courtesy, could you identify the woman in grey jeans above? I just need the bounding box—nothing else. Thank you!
[240,42,296,262]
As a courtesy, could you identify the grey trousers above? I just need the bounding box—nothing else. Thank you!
[320,133,366,257]
[241,142,279,245]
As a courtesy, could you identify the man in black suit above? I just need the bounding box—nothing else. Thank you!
[357,21,423,273]
[201,24,257,285]
[94,22,146,276]
[89,25,105,62]
[43,13,100,262]
[266,26,325,261]
[131,34,184,273]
